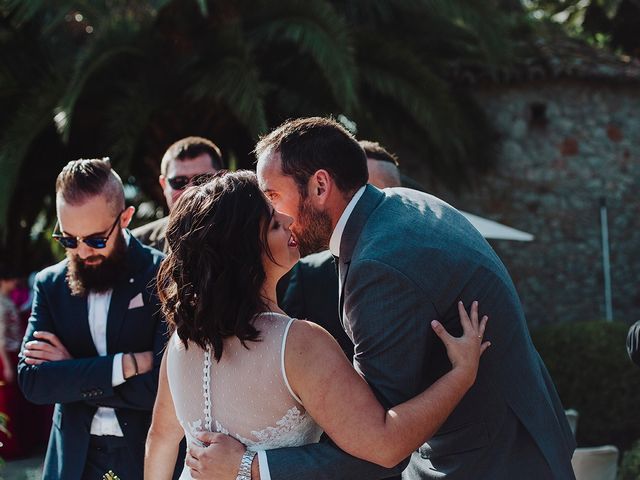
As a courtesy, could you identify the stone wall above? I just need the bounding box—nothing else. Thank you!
[422,80,640,327]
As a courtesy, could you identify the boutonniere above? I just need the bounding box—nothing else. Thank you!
[103,471,120,480]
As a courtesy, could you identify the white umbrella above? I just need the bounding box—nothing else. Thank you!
[398,174,534,242]
[460,211,534,242]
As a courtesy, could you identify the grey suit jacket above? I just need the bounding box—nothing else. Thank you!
[266,185,576,480]
[132,216,168,253]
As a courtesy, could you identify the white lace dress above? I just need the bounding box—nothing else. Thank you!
[166,312,323,479]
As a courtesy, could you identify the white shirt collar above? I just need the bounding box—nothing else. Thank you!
[329,185,366,257]
[123,228,131,247]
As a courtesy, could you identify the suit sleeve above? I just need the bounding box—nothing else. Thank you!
[18,272,166,412]
[265,259,435,479]
[85,302,166,411]
[18,273,116,405]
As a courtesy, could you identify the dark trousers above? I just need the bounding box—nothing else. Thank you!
[82,435,141,480]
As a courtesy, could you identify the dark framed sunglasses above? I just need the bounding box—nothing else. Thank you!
[167,175,195,191]
[53,210,124,249]
[166,173,215,191]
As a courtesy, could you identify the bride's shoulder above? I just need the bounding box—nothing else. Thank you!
[167,330,182,348]
[286,319,338,354]
[166,331,199,356]
[284,320,351,392]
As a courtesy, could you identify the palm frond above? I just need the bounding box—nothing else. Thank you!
[54,16,144,142]
[247,0,358,113]
[2,0,47,27]
[418,1,516,65]
[103,78,156,174]
[0,78,63,235]
[357,35,460,150]
[185,22,268,137]
[194,0,208,17]
[355,33,493,183]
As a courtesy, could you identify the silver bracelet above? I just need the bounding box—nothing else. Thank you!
[236,449,257,480]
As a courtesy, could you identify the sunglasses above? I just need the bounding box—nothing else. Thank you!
[53,210,124,249]
[167,175,197,190]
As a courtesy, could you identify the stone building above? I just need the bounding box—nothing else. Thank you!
[424,37,640,327]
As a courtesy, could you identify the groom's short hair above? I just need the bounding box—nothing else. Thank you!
[255,117,368,196]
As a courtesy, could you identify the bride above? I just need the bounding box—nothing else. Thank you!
[144,170,489,479]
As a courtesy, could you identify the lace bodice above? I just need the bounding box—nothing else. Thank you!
[166,313,323,463]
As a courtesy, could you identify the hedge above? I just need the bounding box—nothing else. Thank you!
[532,320,640,452]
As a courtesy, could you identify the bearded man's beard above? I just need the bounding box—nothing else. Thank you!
[293,196,333,257]
[66,232,128,296]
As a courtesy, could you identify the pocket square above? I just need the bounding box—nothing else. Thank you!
[128,293,144,309]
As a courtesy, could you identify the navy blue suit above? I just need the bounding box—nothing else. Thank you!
[18,236,168,480]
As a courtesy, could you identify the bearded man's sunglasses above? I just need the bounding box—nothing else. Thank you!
[52,210,124,249]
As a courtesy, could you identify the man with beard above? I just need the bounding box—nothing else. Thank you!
[18,159,171,480]
[279,140,402,361]
[188,117,575,480]
[132,136,224,252]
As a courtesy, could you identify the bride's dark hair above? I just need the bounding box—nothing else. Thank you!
[157,170,274,360]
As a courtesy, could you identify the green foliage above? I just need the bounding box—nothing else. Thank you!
[248,0,358,114]
[523,0,640,56]
[532,320,640,451]
[619,439,640,480]
[0,0,525,269]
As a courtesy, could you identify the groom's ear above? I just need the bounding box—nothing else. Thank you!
[309,169,332,205]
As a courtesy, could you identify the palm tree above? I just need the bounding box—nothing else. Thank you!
[0,0,521,270]
[523,0,640,56]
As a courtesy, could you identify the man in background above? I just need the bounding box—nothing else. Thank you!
[133,136,224,252]
[18,159,170,479]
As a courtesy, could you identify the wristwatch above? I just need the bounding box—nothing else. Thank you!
[236,449,257,480]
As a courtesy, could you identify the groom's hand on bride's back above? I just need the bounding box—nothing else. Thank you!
[187,431,259,480]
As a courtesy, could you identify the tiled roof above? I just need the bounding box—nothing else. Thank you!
[448,34,640,86]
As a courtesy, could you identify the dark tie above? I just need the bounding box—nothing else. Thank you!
[332,255,339,276]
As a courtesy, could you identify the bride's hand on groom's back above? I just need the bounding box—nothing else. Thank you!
[430,300,491,387]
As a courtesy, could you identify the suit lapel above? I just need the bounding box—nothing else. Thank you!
[106,235,146,353]
[337,185,385,323]
[106,282,133,354]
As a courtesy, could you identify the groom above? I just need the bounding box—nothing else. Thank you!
[189,117,576,479]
